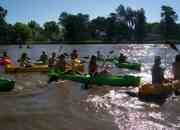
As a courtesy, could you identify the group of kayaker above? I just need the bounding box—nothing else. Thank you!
[1,49,180,84]
[15,50,80,70]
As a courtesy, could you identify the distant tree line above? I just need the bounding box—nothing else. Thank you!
[0,4,180,44]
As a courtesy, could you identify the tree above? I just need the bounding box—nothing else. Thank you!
[89,17,107,40]
[28,20,47,41]
[146,23,160,34]
[14,22,32,42]
[106,13,128,41]
[125,7,136,39]
[0,6,8,42]
[160,5,178,40]
[134,9,146,41]
[44,21,61,41]
[59,12,90,41]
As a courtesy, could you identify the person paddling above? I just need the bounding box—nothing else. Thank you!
[71,49,79,60]
[56,54,66,72]
[96,50,104,60]
[2,51,9,59]
[18,53,31,67]
[118,53,127,63]
[151,56,164,84]
[39,51,48,64]
[48,52,56,68]
[173,54,180,80]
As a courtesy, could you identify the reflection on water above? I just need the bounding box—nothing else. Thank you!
[86,89,180,130]
[0,44,179,130]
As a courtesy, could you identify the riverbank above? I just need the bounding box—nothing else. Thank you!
[0,40,180,45]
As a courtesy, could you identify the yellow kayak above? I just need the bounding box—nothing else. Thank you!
[65,63,84,73]
[139,83,173,98]
[5,64,48,73]
[5,63,84,73]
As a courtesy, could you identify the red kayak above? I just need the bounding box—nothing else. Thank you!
[0,58,12,65]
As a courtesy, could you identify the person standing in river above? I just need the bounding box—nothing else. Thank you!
[89,55,98,77]
[173,54,180,80]
[152,56,164,84]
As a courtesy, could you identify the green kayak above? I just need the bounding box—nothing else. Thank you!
[97,57,141,71]
[113,59,141,71]
[49,69,140,86]
[0,77,15,92]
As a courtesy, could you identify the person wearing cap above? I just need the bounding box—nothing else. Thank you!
[173,54,180,80]
[48,52,56,68]
[56,54,66,71]
[151,56,164,84]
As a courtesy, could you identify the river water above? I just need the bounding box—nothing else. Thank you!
[0,44,179,130]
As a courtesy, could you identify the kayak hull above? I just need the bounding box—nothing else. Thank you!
[49,69,141,86]
[5,63,84,73]
[139,83,173,99]
[97,58,141,71]
[5,64,48,73]
[0,78,15,92]
[65,64,84,73]
[0,58,12,65]
[113,60,141,71]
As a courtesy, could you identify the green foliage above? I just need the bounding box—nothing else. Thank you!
[1,4,180,43]
[89,17,107,40]
[59,12,90,41]
[14,22,32,42]
[44,21,61,41]
[134,9,146,41]
[28,20,48,41]
[160,5,178,40]
[0,6,8,42]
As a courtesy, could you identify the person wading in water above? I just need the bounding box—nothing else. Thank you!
[151,56,165,84]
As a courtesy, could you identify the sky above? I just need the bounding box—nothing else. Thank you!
[0,0,180,25]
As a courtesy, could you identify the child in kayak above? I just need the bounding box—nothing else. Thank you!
[39,51,48,64]
[18,53,31,67]
[173,54,180,80]
[71,49,79,60]
[56,54,66,71]
[48,52,56,68]
[118,53,127,63]
[152,56,164,84]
